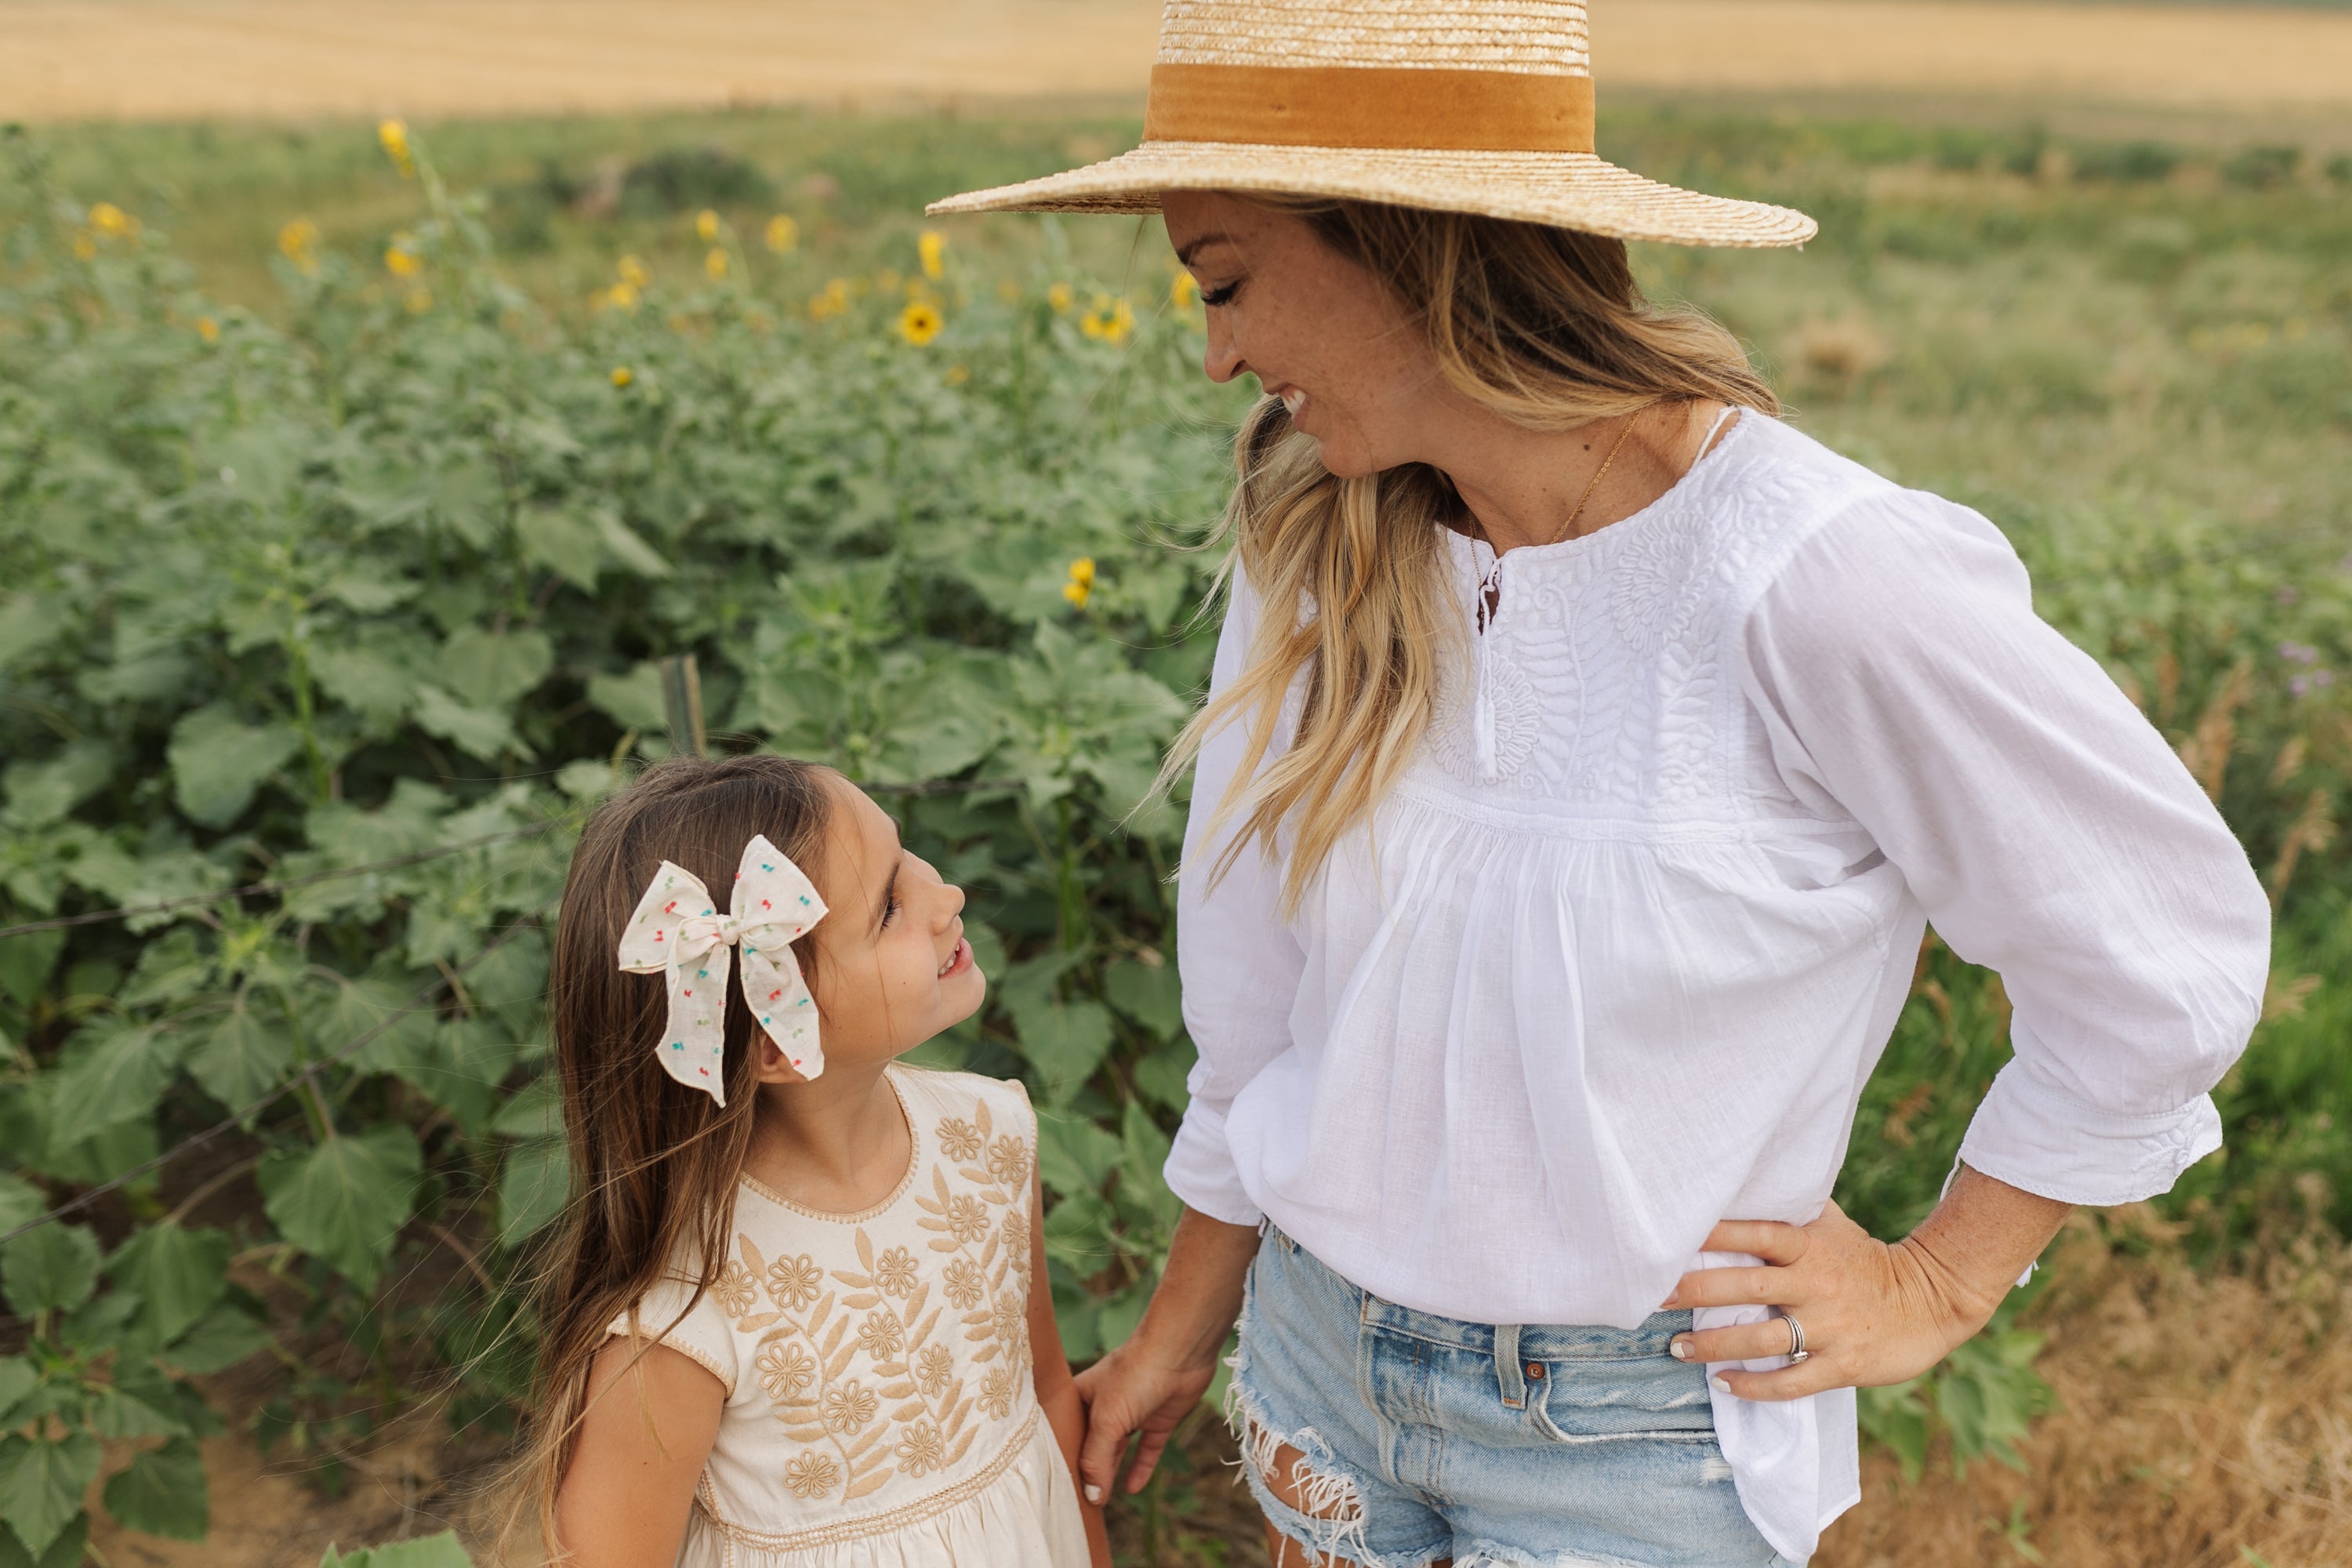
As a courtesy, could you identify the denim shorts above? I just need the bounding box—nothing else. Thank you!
[1228,1227,1796,1568]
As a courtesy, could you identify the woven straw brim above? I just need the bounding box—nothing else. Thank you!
[926,142,1815,249]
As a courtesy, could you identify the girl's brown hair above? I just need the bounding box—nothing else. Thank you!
[1159,199,1779,910]
[500,754,835,1557]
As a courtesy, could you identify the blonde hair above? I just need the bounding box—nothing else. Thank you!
[1161,198,1778,912]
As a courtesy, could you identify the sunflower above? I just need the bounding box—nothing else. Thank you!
[898,301,944,347]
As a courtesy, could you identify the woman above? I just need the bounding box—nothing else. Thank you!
[929,5,2270,1564]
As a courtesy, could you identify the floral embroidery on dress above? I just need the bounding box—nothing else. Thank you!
[703,1073,1036,1512]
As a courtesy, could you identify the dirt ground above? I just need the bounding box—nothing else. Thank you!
[84,1218,2352,1567]
[7,0,2352,125]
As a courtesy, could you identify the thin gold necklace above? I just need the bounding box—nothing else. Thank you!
[1548,405,1649,546]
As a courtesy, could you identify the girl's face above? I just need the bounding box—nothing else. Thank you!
[793,773,983,1070]
[1162,191,1444,481]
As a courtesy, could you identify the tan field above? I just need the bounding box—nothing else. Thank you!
[5,0,2352,125]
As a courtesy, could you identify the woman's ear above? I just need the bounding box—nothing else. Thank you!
[749,1033,812,1087]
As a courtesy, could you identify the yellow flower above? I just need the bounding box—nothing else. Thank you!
[601,281,640,311]
[195,315,220,344]
[1046,281,1074,314]
[1080,295,1135,344]
[403,287,432,314]
[1064,557,1095,608]
[610,365,635,388]
[278,216,321,274]
[705,247,729,281]
[87,202,133,238]
[695,208,720,242]
[616,254,650,289]
[1171,270,1200,310]
[898,301,943,347]
[918,228,946,281]
[72,232,98,261]
[378,118,416,177]
[384,237,422,278]
[809,277,851,321]
[946,363,971,387]
[764,213,799,253]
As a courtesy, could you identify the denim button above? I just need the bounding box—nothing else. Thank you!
[1526,1362,1545,1379]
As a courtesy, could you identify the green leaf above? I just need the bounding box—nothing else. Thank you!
[319,1530,477,1568]
[2,742,114,830]
[1857,1380,1932,1485]
[0,1432,100,1556]
[46,1022,183,1149]
[0,595,67,677]
[1104,959,1184,1040]
[0,927,65,1008]
[186,996,296,1112]
[161,1302,272,1375]
[412,684,517,761]
[0,1508,85,1568]
[496,1139,571,1250]
[1008,997,1112,1104]
[439,627,554,706]
[515,505,606,590]
[593,511,672,580]
[0,1176,44,1234]
[1035,1109,1122,1198]
[1,1223,102,1316]
[488,1074,561,1141]
[102,1436,208,1541]
[108,1222,232,1344]
[1131,1037,1196,1115]
[585,664,669,731]
[259,1127,423,1291]
[167,706,302,828]
[0,1358,38,1427]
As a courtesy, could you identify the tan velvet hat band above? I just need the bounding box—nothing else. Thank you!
[1144,63,1598,154]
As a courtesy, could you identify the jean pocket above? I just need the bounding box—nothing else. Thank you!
[1526,1352,1719,1444]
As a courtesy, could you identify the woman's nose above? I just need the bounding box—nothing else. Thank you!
[1202,320,1245,384]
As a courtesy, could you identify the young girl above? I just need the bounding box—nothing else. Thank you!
[510,755,1108,1567]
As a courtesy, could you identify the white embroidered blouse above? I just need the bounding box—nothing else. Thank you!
[1166,412,2270,1561]
[612,1067,1091,1568]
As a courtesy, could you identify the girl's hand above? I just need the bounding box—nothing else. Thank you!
[1075,1331,1223,1501]
[1661,1171,2071,1401]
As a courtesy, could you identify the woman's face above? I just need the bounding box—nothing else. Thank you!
[1162,191,1444,480]
[795,773,983,1070]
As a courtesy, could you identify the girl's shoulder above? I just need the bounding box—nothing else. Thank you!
[890,1064,1036,1145]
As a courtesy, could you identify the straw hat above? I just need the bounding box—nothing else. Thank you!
[926,0,1814,248]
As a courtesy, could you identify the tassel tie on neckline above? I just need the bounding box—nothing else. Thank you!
[1470,545,1507,785]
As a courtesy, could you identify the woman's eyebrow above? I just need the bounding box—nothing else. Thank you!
[1175,233,1236,267]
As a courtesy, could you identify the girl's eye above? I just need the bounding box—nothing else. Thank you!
[881,890,902,928]
[1200,281,1239,307]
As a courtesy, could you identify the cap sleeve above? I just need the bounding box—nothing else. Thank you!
[608,1270,739,1395]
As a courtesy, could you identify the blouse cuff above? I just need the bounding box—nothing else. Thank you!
[1957,1054,2223,1207]
[1164,1102,1265,1228]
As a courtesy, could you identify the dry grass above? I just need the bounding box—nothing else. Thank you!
[8,0,2352,125]
[1819,1214,2352,1568]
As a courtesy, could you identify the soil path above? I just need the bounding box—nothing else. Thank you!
[7,0,2350,124]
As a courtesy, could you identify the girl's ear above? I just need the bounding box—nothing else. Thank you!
[749,1033,813,1087]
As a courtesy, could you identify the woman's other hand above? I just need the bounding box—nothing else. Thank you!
[1661,1166,2072,1400]
[1074,1207,1261,1501]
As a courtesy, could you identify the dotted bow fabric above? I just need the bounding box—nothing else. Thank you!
[616,834,830,1105]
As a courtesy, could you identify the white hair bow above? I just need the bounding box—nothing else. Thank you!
[615,834,829,1105]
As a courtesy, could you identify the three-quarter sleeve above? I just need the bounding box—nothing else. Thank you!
[608,1269,739,1394]
[1741,493,2270,1207]
[1165,566,1308,1226]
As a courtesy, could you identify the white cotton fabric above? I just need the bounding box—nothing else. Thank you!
[611,1067,1091,1568]
[1165,412,2270,1562]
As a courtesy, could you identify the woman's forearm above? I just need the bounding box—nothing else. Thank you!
[1898,1163,2073,1337]
[1137,1206,1261,1367]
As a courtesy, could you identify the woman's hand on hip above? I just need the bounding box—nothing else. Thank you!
[1660,1167,2072,1401]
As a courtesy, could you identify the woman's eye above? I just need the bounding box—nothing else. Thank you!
[1200,281,1239,307]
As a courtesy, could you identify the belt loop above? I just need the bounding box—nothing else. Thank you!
[1495,1323,1526,1410]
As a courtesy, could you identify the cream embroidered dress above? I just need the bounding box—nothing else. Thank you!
[612,1067,1091,1567]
